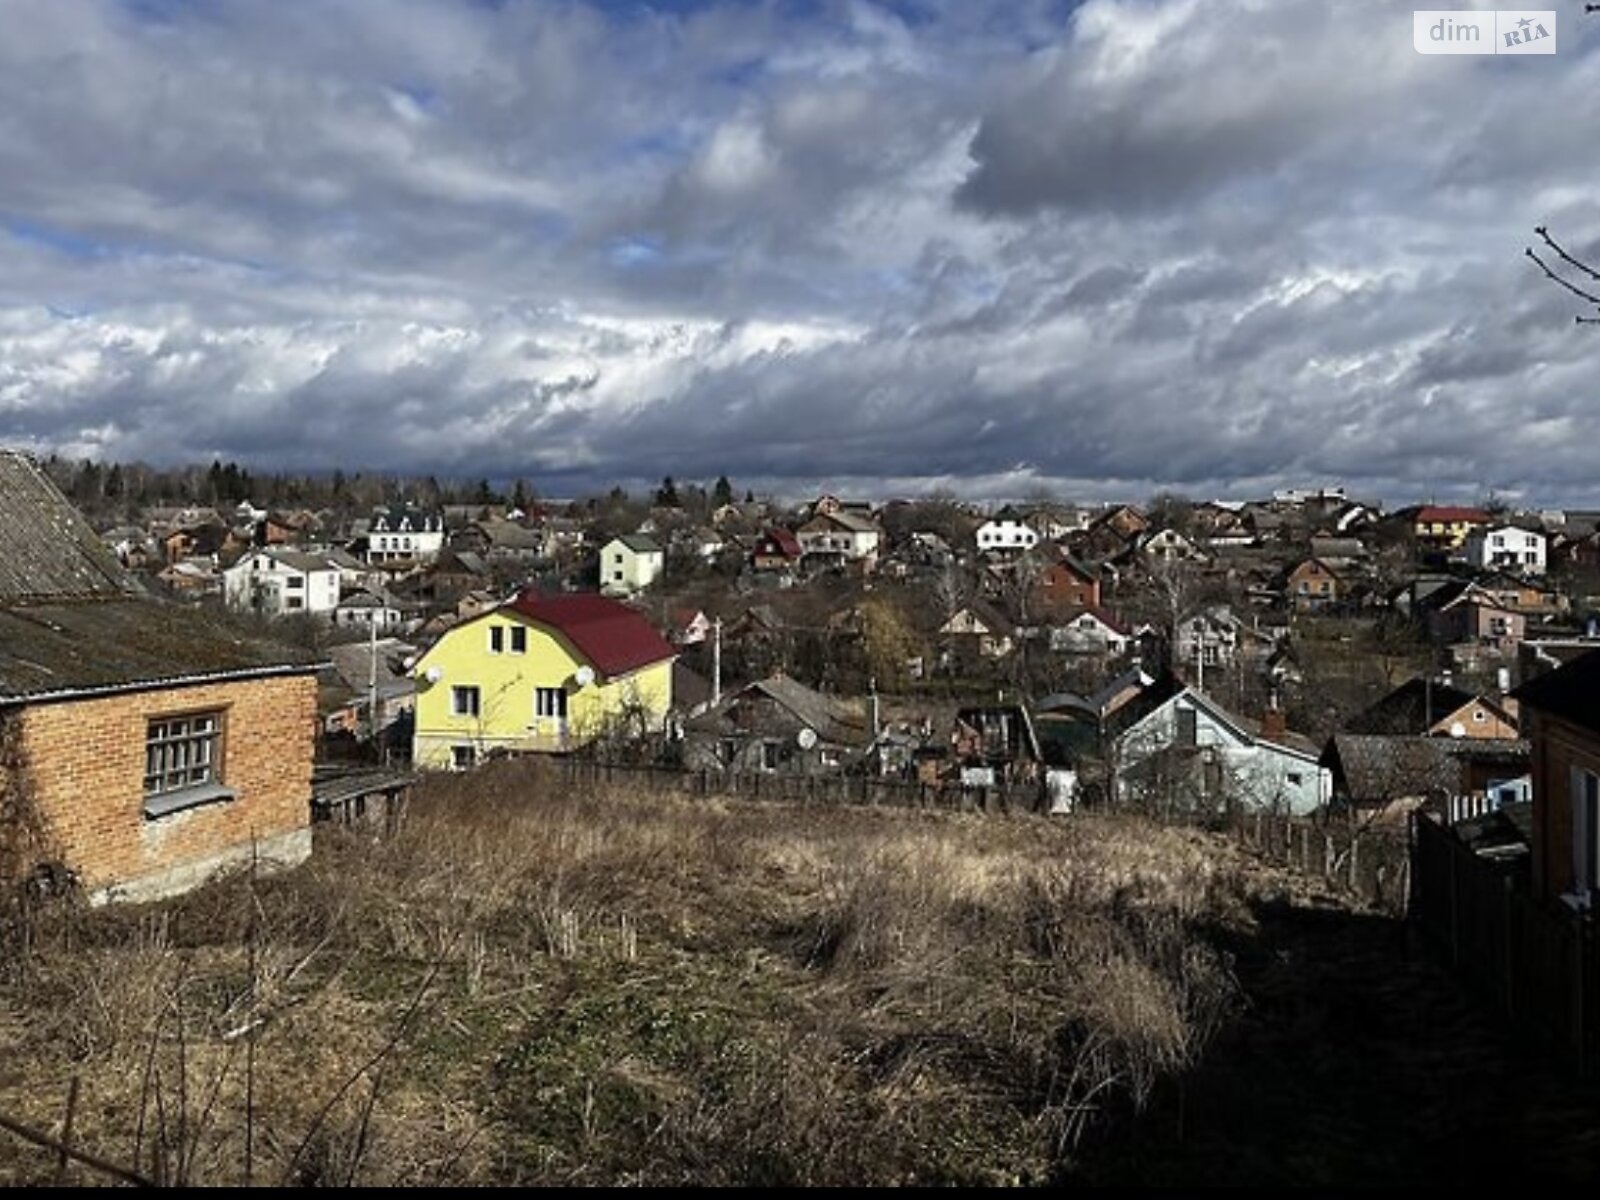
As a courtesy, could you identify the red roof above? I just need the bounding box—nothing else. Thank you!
[1416,506,1490,524]
[760,528,802,557]
[505,591,675,677]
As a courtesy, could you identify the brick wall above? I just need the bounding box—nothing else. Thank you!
[14,673,317,902]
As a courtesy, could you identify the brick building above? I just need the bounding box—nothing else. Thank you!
[0,452,321,903]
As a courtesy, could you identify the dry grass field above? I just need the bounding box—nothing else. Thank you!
[0,760,1286,1185]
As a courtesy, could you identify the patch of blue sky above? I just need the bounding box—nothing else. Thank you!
[5,218,116,261]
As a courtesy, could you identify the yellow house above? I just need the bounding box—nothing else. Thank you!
[411,591,676,768]
[1412,505,1491,550]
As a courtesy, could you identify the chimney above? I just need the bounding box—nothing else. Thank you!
[1261,694,1287,742]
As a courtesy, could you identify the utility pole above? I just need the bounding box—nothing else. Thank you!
[712,617,722,707]
[368,616,380,762]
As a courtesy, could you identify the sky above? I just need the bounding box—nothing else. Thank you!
[1,0,1599,506]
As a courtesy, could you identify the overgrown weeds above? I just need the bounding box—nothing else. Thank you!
[0,758,1265,1185]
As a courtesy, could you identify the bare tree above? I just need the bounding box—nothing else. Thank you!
[1526,225,1600,324]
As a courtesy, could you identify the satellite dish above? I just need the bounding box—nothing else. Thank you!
[574,665,596,688]
[424,665,444,683]
[797,727,818,750]
[1448,721,1466,739]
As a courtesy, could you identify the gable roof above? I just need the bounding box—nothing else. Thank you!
[1345,677,1478,736]
[611,533,663,554]
[0,453,140,603]
[690,674,869,748]
[757,528,802,557]
[503,591,675,677]
[1059,603,1130,636]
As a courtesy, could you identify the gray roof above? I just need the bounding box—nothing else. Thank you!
[0,453,140,603]
[324,639,417,700]
[688,674,870,748]
[0,598,321,704]
[613,533,663,554]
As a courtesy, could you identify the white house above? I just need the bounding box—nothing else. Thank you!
[600,534,665,596]
[1465,525,1547,576]
[975,510,1040,553]
[223,549,342,618]
[796,511,882,565]
[1110,684,1331,815]
[1048,606,1134,656]
[366,505,446,564]
[332,588,408,634]
[1139,527,1205,562]
[1175,607,1246,669]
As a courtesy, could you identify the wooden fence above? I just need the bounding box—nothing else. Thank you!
[554,758,1047,813]
[1411,812,1600,1076]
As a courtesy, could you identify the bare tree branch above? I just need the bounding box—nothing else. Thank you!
[1535,224,1600,282]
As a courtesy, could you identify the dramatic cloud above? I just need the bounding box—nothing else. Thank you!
[2,0,1599,503]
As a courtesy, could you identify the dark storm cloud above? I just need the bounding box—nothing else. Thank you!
[2,0,1600,504]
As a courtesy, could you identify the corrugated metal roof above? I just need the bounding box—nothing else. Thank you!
[0,598,322,703]
[0,452,141,602]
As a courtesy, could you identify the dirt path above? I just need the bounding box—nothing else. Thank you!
[1079,892,1600,1185]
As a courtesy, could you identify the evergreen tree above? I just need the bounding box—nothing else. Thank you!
[655,476,681,507]
[712,475,734,508]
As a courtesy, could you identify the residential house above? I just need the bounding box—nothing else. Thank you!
[1512,651,1600,908]
[102,525,156,569]
[796,510,882,569]
[599,534,665,596]
[410,590,676,768]
[1465,525,1548,576]
[1428,586,1526,655]
[974,508,1040,554]
[939,602,1016,660]
[669,608,714,646]
[1286,557,1342,613]
[1139,527,1205,563]
[1412,505,1491,551]
[1096,504,1150,540]
[537,515,588,560]
[366,504,445,564]
[331,588,410,635]
[1031,553,1101,616]
[0,451,319,903]
[161,520,236,564]
[1347,676,1520,741]
[750,527,803,572]
[1049,605,1134,656]
[1175,606,1247,670]
[223,549,342,618]
[683,674,871,775]
[1107,678,1330,814]
[320,638,418,753]
[157,558,223,598]
[454,517,544,564]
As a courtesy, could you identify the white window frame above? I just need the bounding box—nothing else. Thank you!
[535,687,567,720]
